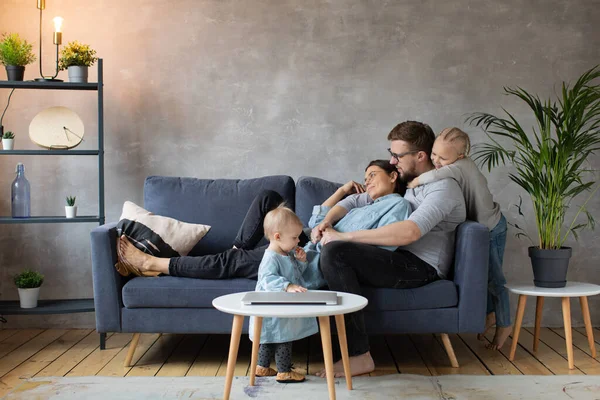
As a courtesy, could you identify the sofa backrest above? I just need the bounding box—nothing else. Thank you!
[144,175,296,256]
[295,176,343,226]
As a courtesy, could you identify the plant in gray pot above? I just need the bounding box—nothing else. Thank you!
[0,33,36,81]
[58,41,98,83]
[468,65,600,288]
[14,269,44,308]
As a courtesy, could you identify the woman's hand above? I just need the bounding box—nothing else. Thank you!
[286,283,307,293]
[294,246,307,262]
[340,180,365,196]
[311,221,332,243]
[321,227,347,245]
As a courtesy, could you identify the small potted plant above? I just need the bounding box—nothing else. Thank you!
[0,33,36,81]
[58,41,98,83]
[2,130,14,150]
[14,269,44,308]
[65,195,77,218]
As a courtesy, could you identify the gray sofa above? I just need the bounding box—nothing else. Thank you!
[91,175,489,367]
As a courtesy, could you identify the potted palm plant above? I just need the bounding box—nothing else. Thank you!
[58,41,98,83]
[14,269,44,308]
[0,33,36,81]
[468,65,600,288]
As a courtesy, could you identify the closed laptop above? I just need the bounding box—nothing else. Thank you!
[241,291,338,305]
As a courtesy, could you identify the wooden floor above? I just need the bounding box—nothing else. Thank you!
[1,327,600,396]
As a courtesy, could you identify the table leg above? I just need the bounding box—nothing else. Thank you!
[223,314,244,400]
[249,317,263,386]
[334,314,352,390]
[561,297,574,370]
[509,294,527,361]
[318,316,336,400]
[534,296,544,352]
[579,296,596,358]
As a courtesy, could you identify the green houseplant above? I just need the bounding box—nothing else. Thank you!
[65,195,77,218]
[14,269,44,308]
[0,33,36,81]
[2,130,14,150]
[58,41,98,83]
[467,65,600,288]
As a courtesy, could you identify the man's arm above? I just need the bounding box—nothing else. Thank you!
[324,181,462,247]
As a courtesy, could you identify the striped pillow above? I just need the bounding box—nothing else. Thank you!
[116,201,211,258]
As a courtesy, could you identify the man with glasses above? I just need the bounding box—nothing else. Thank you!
[315,120,467,378]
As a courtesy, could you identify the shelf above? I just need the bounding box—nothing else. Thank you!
[0,150,99,155]
[0,299,94,315]
[0,216,101,224]
[0,81,98,90]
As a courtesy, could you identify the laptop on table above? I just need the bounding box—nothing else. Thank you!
[241,291,338,305]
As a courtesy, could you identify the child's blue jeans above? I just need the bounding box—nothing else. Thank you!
[487,214,510,327]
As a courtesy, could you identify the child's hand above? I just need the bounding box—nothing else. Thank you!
[294,247,307,262]
[407,177,420,189]
[286,284,307,293]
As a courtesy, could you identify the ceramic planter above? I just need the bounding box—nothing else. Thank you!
[5,65,25,81]
[65,205,77,218]
[2,138,14,150]
[68,66,88,83]
[529,246,572,288]
[18,287,40,308]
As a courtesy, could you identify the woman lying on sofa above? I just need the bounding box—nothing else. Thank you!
[117,160,411,279]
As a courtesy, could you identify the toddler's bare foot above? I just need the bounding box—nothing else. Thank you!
[315,352,375,378]
[118,235,160,276]
[486,326,512,350]
[478,312,496,341]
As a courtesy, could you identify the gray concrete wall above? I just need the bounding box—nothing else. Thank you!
[0,0,599,329]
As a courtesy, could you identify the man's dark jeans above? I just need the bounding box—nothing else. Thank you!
[168,190,308,279]
[320,241,439,356]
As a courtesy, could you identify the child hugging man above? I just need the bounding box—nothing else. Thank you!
[249,205,323,383]
[409,127,511,350]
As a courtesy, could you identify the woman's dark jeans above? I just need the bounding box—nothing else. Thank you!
[168,190,308,279]
[320,241,439,356]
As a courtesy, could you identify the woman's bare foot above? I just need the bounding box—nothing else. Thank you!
[315,352,375,378]
[486,326,512,350]
[118,236,164,277]
[477,312,496,341]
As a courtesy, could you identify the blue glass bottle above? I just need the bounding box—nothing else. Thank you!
[11,162,31,218]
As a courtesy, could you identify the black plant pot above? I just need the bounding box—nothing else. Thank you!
[529,246,572,288]
[5,65,25,81]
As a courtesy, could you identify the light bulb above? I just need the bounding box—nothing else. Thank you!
[53,16,64,33]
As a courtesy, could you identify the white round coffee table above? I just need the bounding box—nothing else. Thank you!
[213,291,368,400]
[507,282,600,369]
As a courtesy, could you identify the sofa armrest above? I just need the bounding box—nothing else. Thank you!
[90,222,124,333]
[453,221,489,333]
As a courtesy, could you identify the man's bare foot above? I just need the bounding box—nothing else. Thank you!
[315,352,375,378]
[118,235,160,277]
[486,326,512,350]
[477,312,496,341]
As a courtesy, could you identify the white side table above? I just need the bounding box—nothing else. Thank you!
[213,291,368,400]
[507,282,600,369]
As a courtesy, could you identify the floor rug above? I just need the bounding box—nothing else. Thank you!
[3,374,600,399]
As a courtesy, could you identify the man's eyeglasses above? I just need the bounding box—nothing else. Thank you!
[387,148,418,162]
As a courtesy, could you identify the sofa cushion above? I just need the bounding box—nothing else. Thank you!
[122,276,456,311]
[122,276,257,308]
[362,280,458,311]
[143,175,295,256]
[295,176,342,226]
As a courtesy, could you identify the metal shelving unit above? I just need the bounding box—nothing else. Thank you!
[0,59,104,319]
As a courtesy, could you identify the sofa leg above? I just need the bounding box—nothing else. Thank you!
[99,332,106,350]
[440,333,459,368]
[124,333,141,367]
